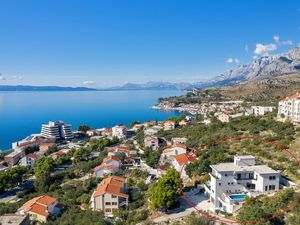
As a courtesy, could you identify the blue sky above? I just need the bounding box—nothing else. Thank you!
[0,0,299,87]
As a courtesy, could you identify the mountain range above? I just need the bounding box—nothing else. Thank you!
[104,45,300,90]
[1,45,299,91]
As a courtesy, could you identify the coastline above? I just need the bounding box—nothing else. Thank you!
[0,90,182,150]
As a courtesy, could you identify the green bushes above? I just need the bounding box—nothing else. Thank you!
[142,148,162,168]
[238,188,296,225]
[0,166,28,193]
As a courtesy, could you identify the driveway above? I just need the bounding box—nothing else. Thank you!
[152,188,236,225]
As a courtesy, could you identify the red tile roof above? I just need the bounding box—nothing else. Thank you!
[93,176,128,198]
[279,92,300,102]
[94,156,121,171]
[175,153,197,165]
[107,146,129,152]
[102,155,120,163]
[171,143,187,149]
[20,195,57,218]
[27,153,40,160]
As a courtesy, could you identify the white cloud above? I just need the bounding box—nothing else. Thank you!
[282,40,293,45]
[82,80,96,85]
[226,58,234,63]
[226,57,240,64]
[273,35,280,43]
[253,55,258,60]
[254,43,277,55]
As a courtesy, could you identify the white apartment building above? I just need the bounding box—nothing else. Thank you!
[112,125,127,139]
[204,155,280,213]
[246,106,275,116]
[41,121,74,140]
[277,92,300,123]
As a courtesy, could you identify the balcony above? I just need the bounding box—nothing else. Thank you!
[209,173,220,180]
[204,183,212,194]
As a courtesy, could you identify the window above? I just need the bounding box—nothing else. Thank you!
[112,195,117,198]
[225,174,227,177]
[269,176,276,180]
[269,185,276,190]
[265,186,268,191]
[105,209,111,212]
[219,183,221,186]
[112,202,117,205]
[105,202,111,205]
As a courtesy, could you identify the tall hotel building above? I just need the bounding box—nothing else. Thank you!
[41,121,74,140]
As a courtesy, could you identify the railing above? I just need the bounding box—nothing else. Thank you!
[119,201,127,207]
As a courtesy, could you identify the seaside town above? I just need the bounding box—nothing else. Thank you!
[0,91,300,225]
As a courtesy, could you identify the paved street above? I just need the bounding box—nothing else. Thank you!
[0,180,34,203]
[153,188,236,225]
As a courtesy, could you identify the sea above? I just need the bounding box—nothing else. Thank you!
[0,90,182,151]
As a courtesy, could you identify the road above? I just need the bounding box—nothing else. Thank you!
[0,180,34,203]
[152,188,236,225]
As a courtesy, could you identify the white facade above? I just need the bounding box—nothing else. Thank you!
[144,126,163,135]
[162,145,187,158]
[41,121,74,140]
[94,157,122,178]
[277,93,300,123]
[164,120,176,131]
[246,106,275,116]
[20,154,39,169]
[144,136,159,150]
[204,155,280,213]
[171,137,187,145]
[112,125,127,139]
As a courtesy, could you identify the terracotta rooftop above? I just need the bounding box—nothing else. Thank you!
[107,146,129,152]
[279,92,300,102]
[94,155,121,171]
[26,153,40,160]
[102,155,120,163]
[93,176,128,198]
[175,153,197,165]
[20,195,57,217]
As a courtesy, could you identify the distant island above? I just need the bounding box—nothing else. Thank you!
[0,85,97,91]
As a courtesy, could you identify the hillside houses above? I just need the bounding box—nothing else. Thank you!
[20,153,41,169]
[18,196,62,223]
[162,144,187,160]
[90,176,128,217]
[164,120,176,131]
[94,156,122,178]
[172,153,196,180]
[144,125,163,136]
[112,125,127,139]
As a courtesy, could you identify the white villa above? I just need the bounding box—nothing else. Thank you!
[204,155,280,213]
